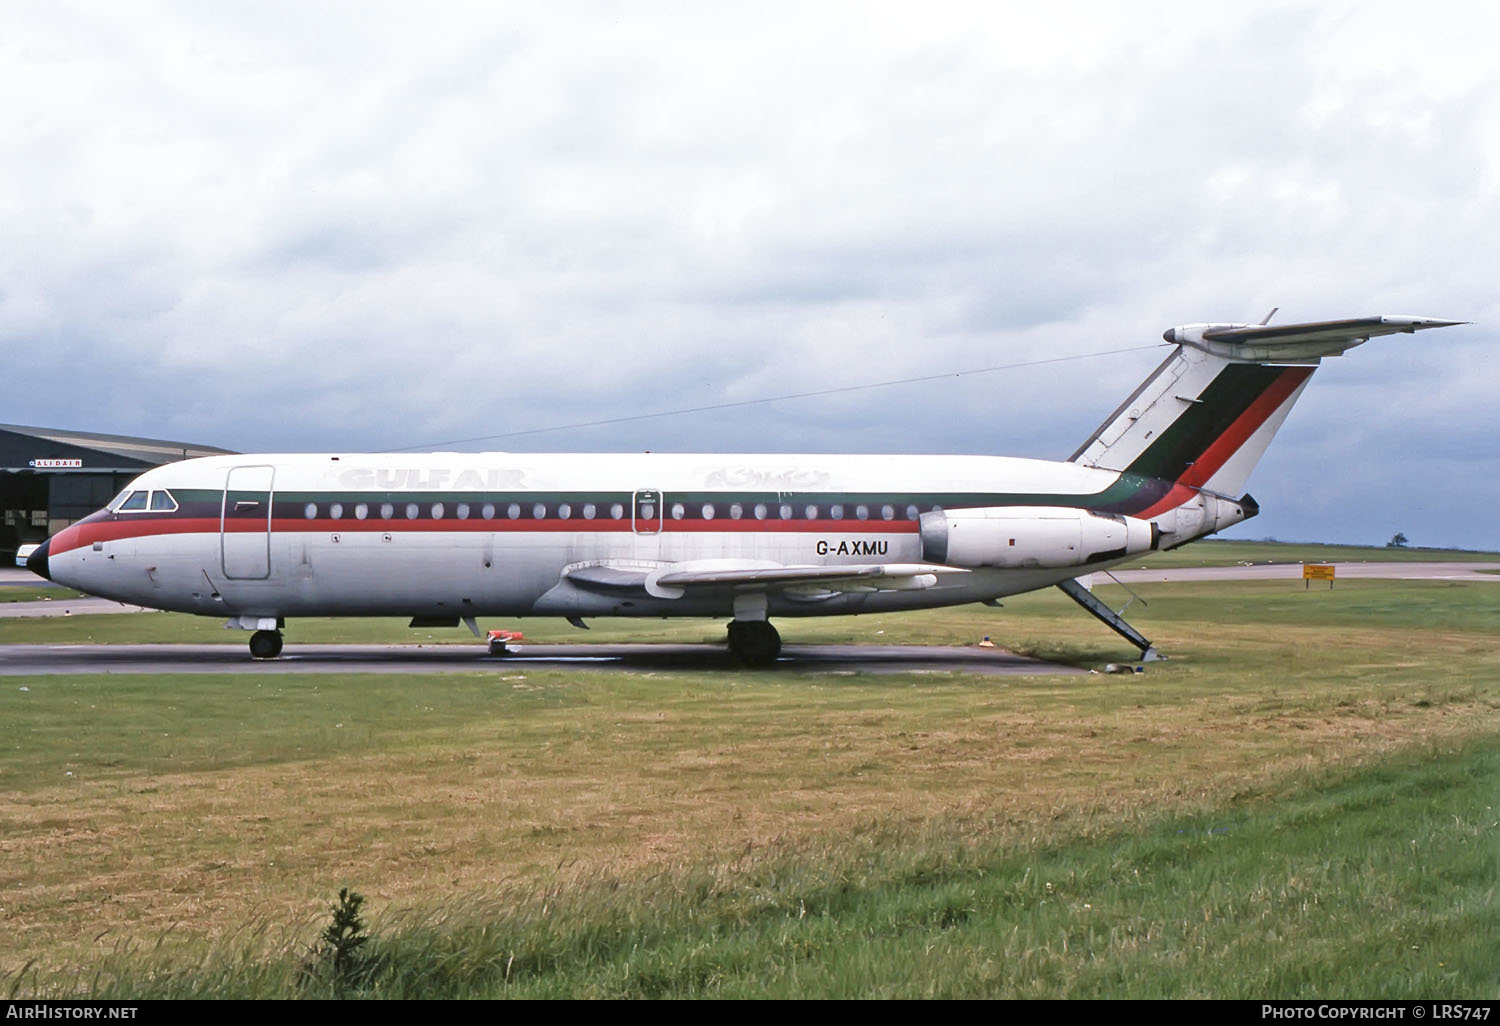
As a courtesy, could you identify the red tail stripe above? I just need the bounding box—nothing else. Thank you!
[1137,365,1313,520]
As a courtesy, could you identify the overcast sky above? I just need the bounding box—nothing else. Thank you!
[4,1,1497,547]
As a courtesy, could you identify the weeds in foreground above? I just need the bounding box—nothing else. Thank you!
[303,888,373,994]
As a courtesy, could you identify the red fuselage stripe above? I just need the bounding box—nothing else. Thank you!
[49,515,921,555]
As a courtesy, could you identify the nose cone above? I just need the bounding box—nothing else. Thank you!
[26,537,50,580]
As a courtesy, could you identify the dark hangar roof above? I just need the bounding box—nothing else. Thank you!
[0,423,236,473]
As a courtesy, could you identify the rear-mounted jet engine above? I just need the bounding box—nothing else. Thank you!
[919,506,1157,569]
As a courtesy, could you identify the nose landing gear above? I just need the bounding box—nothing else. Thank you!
[226,616,285,659]
[248,629,283,659]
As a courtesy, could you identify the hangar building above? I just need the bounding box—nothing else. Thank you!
[0,423,233,560]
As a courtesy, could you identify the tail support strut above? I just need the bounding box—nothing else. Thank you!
[1056,577,1162,662]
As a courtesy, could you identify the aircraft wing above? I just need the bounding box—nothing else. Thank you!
[564,560,967,599]
[654,562,965,593]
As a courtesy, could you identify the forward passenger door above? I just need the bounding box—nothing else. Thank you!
[222,465,274,579]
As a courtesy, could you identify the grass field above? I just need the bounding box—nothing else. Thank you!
[1136,538,1499,568]
[3,571,1498,997]
[45,740,1493,999]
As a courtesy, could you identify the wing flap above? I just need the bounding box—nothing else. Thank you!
[656,562,963,592]
[563,559,967,599]
[563,563,657,594]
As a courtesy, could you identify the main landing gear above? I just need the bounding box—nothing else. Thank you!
[727,619,781,668]
[249,629,284,659]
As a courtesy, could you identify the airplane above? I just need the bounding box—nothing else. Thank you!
[27,314,1463,666]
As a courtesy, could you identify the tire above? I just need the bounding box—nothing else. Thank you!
[249,630,283,659]
[727,620,781,667]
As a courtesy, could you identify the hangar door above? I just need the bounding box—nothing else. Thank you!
[222,465,274,579]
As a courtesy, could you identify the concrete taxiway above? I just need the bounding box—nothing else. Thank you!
[1103,561,1500,584]
[0,642,1085,676]
[3,562,1496,622]
[0,596,155,617]
[4,561,1494,678]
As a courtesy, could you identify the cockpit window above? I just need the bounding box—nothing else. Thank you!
[116,490,149,512]
[149,490,178,512]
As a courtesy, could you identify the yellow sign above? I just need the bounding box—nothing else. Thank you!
[1303,564,1335,588]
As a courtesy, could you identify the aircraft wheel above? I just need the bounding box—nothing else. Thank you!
[727,620,781,667]
[249,630,283,659]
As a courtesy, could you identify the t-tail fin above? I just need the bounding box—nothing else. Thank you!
[1071,315,1463,546]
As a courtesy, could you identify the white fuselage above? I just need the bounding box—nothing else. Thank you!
[44,450,1167,622]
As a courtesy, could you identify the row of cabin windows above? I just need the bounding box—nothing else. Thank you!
[297,500,934,523]
[107,489,935,524]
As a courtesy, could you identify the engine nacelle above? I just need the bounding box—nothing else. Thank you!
[919,506,1156,569]
[1152,492,1259,549]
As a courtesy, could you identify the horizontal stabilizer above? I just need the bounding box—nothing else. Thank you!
[1165,315,1464,361]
